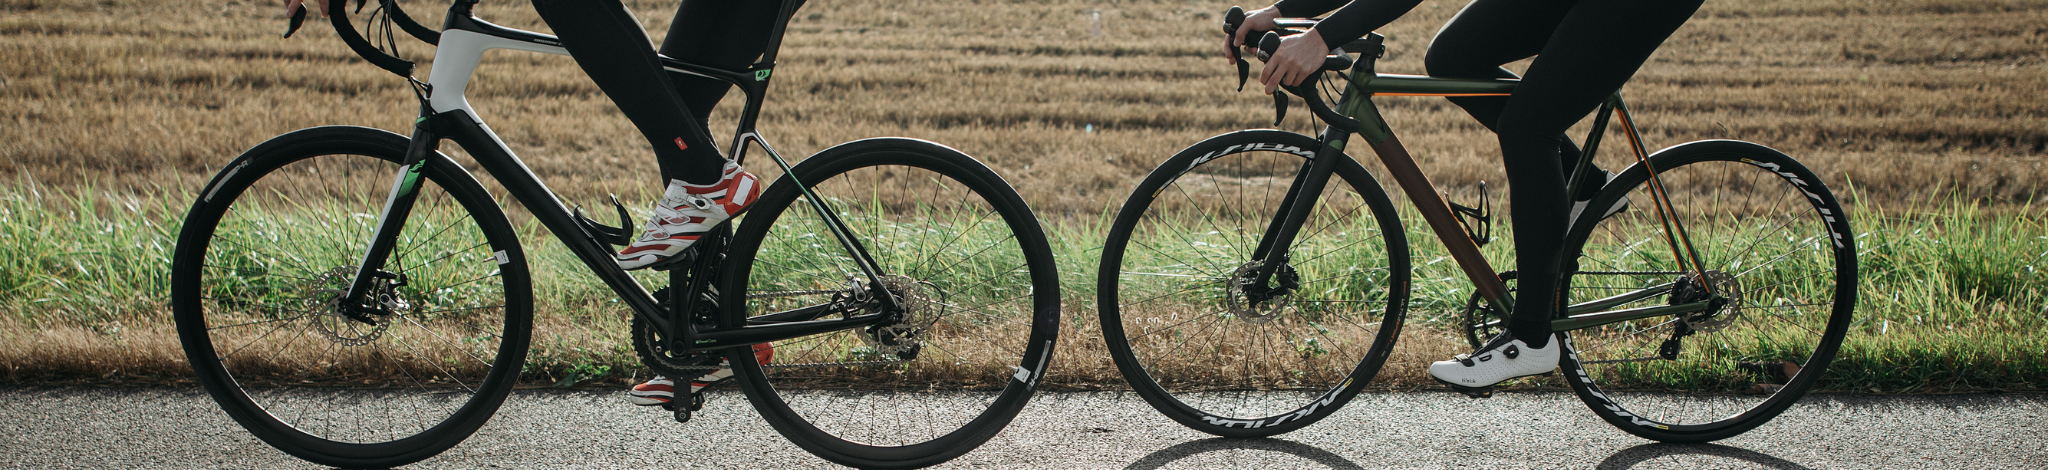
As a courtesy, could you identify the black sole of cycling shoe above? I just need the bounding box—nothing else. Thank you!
[1433,377,1496,399]
[1431,370,1558,399]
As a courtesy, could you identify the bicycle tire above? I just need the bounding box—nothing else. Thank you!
[720,138,1060,469]
[1098,130,1409,437]
[171,126,533,468]
[1556,140,1856,443]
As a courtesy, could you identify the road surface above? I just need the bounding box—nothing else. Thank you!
[2,386,2042,469]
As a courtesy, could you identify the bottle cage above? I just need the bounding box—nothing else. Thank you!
[1450,181,1493,247]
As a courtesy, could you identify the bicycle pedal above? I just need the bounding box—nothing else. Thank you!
[1430,375,1496,398]
[1453,384,1494,399]
[670,404,693,424]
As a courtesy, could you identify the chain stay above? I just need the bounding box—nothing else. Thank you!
[692,285,912,370]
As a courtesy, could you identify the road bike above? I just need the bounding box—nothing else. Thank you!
[1095,7,1855,442]
[170,1,1059,468]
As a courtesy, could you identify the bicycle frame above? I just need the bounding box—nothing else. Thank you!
[1257,47,1716,333]
[336,0,895,355]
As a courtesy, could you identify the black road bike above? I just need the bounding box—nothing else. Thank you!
[171,1,1058,468]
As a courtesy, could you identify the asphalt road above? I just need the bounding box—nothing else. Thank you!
[3,386,2043,469]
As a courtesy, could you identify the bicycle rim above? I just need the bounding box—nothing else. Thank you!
[722,138,1058,468]
[171,126,532,467]
[1558,140,1855,442]
[1099,130,1408,437]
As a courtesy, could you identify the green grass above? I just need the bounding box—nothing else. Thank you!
[2,180,2044,392]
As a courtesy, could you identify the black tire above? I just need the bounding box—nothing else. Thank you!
[1557,140,1856,443]
[720,138,1060,469]
[171,126,533,468]
[1098,130,1409,437]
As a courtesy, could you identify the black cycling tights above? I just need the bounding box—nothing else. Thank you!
[529,0,803,185]
[1422,0,1702,348]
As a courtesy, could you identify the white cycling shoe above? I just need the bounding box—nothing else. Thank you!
[1429,332,1561,390]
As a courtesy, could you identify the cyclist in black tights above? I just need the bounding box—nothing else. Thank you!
[532,0,806,272]
[285,0,804,408]
[1231,0,1704,390]
[530,0,806,409]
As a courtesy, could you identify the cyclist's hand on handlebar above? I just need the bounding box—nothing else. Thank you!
[1227,6,1283,64]
[1258,31,1328,96]
[284,0,330,18]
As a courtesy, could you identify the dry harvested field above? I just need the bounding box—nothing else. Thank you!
[3,0,2047,390]
[3,0,2044,214]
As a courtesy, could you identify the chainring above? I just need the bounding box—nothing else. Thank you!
[632,287,723,376]
[1460,271,1516,350]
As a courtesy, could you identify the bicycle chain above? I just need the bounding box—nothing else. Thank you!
[1578,356,1662,364]
[1566,269,1720,364]
[644,287,911,371]
[1572,270,1687,276]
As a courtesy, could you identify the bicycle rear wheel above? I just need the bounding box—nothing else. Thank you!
[171,126,532,468]
[721,138,1059,469]
[1098,130,1409,437]
[1557,140,1855,442]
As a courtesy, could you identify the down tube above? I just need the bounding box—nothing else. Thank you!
[428,110,675,336]
[1367,137,1511,310]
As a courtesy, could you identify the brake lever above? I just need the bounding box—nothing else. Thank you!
[1224,6,1251,91]
[1235,57,1251,92]
[284,5,307,38]
[1272,89,1289,126]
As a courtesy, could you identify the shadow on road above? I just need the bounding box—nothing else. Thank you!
[1596,442,1814,470]
[1123,437,1363,470]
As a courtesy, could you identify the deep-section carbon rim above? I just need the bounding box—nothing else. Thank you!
[1557,140,1855,442]
[1099,130,1410,437]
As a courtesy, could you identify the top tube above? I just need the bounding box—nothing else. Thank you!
[1362,74,1516,97]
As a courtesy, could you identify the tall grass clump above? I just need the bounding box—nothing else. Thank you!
[0,180,180,325]
[0,181,191,381]
[1830,195,2048,392]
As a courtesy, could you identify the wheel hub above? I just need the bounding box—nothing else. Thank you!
[1225,260,1298,323]
[860,274,939,360]
[1674,270,1742,333]
[306,266,399,346]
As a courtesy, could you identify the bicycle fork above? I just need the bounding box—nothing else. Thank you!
[337,109,444,325]
[1241,130,1353,303]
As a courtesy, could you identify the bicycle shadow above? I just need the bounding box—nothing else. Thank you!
[1123,437,1364,470]
[1595,442,1814,470]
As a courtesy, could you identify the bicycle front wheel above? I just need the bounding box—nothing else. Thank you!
[721,138,1059,469]
[171,126,533,468]
[1099,130,1409,437]
[1558,140,1856,443]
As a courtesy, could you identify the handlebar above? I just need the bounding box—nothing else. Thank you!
[1222,6,1371,134]
[286,0,450,78]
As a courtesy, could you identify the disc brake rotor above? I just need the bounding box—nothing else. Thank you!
[1680,270,1742,333]
[306,265,394,346]
[862,274,941,358]
[1224,260,1297,323]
